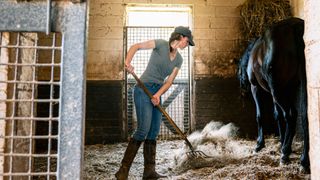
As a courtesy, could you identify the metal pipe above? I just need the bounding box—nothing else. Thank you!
[2,117,59,121]
[0,45,61,50]
[0,80,60,85]
[46,0,52,35]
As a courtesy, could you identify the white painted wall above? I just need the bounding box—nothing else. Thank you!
[304,0,320,178]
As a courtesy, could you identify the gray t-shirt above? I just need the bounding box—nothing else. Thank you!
[140,39,183,84]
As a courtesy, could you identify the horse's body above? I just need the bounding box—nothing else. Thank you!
[238,17,309,171]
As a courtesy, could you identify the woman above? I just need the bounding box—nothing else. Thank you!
[115,26,195,180]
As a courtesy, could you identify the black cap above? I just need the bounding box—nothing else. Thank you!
[174,26,195,46]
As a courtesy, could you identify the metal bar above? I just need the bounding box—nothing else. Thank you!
[47,32,56,179]
[0,45,61,50]
[57,2,88,179]
[122,27,128,140]
[1,135,58,139]
[1,154,57,158]
[8,32,21,180]
[0,99,59,103]
[28,33,38,180]
[71,0,83,3]
[0,80,60,85]
[2,117,59,121]
[187,45,192,132]
[0,63,61,66]
[161,85,185,134]
[46,0,52,35]
[162,85,185,108]
[126,26,175,29]
[1,172,56,176]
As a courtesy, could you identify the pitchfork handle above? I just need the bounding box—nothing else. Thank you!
[130,71,194,151]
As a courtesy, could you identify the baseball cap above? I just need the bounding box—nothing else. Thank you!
[174,26,195,46]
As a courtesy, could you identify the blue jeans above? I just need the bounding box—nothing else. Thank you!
[132,83,162,141]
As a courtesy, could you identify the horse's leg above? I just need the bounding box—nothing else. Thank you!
[297,78,310,172]
[273,103,285,145]
[251,84,265,152]
[273,94,296,165]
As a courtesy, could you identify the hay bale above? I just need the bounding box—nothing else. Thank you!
[239,0,292,42]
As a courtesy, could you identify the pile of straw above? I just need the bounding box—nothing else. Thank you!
[239,0,292,41]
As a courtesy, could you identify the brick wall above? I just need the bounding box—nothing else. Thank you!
[87,0,246,80]
[194,77,278,139]
[193,0,244,78]
[87,0,125,80]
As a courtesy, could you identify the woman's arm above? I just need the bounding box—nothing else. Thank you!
[125,40,156,73]
[151,67,180,106]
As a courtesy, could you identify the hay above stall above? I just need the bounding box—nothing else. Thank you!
[239,0,292,42]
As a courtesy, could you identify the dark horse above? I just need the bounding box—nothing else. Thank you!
[238,17,309,172]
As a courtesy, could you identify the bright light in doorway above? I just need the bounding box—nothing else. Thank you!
[126,6,191,27]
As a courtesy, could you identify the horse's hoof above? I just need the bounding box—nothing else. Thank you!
[280,155,290,165]
[280,159,290,166]
[299,165,310,174]
[269,150,276,155]
[254,144,265,152]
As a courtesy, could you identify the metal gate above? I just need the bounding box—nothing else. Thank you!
[124,27,191,140]
[0,1,87,179]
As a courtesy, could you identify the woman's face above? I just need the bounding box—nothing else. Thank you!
[171,36,189,50]
[178,36,189,49]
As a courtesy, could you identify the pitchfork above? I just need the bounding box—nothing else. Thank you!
[129,71,213,159]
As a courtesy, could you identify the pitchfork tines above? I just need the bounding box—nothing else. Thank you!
[184,137,214,159]
[186,150,214,159]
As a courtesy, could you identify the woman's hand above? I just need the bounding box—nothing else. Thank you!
[125,62,134,74]
[151,95,160,106]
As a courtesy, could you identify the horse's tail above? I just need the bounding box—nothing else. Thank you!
[292,18,306,78]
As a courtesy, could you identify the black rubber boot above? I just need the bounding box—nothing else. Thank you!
[115,138,142,180]
[143,139,166,179]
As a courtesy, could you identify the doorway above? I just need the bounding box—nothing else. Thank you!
[124,5,193,139]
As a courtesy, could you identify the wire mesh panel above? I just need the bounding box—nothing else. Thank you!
[0,1,87,179]
[0,32,61,179]
[125,27,190,140]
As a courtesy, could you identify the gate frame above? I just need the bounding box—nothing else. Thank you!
[0,1,88,179]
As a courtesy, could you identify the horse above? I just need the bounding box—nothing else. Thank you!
[238,37,285,153]
[237,17,309,172]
